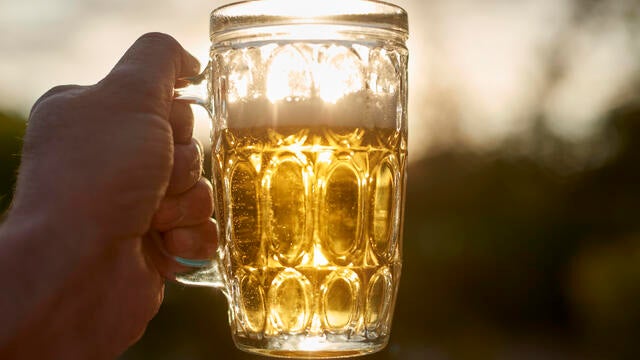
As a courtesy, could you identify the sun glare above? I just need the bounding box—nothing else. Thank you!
[315,46,364,103]
[265,43,364,104]
[266,45,313,103]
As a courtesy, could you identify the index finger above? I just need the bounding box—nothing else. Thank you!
[98,33,200,116]
[115,32,200,80]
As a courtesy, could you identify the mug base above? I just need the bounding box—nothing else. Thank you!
[234,334,388,359]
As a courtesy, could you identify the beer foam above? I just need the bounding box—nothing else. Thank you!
[226,91,399,129]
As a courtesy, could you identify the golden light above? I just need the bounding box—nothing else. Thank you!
[265,42,365,104]
[314,45,365,104]
[227,51,252,102]
[266,44,313,103]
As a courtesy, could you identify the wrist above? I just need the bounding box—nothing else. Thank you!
[0,207,103,356]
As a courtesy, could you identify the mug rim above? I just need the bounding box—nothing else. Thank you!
[209,0,408,40]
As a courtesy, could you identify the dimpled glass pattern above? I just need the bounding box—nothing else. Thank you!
[210,37,407,357]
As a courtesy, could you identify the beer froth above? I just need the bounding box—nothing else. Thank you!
[226,93,399,130]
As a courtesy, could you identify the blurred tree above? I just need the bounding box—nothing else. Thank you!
[565,101,640,360]
[0,111,25,215]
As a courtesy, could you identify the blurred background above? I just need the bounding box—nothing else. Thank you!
[1,0,640,359]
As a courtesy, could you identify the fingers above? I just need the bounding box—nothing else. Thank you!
[163,219,217,260]
[149,133,212,280]
[167,138,203,195]
[169,101,194,144]
[148,219,218,280]
[30,84,86,114]
[147,176,216,280]
[152,178,213,232]
[148,179,216,280]
[98,33,200,115]
[113,32,200,81]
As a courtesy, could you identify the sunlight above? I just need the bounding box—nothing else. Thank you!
[265,43,365,104]
[266,44,312,103]
[313,243,330,266]
[315,46,364,103]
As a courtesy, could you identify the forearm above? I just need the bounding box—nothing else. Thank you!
[0,209,101,357]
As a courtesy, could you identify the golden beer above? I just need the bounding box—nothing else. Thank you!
[173,2,408,356]
[212,124,405,355]
[207,35,408,356]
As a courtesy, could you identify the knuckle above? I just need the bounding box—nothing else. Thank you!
[42,85,79,99]
[177,141,201,169]
[169,144,202,193]
[135,32,182,65]
[193,179,214,216]
[188,141,203,172]
[100,65,156,97]
[95,76,169,118]
[31,85,85,114]
[192,138,204,169]
[96,32,185,112]
[138,32,180,51]
[170,103,195,142]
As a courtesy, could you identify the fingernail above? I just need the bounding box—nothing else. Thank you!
[174,256,211,268]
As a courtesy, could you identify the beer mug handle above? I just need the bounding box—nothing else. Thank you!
[174,61,212,113]
[170,63,225,289]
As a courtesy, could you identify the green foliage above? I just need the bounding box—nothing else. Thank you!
[0,111,25,215]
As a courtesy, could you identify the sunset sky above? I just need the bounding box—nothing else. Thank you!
[1,0,638,159]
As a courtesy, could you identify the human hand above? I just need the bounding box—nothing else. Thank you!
[0,33,216,358]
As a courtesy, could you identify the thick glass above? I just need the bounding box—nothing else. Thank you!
[176,1,408,357]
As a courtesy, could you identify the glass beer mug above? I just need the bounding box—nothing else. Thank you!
[175,0,408,357]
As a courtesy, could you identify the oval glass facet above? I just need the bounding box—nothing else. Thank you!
[267,269,312,334]
[238,272,266,333]
[230,161,261,266]
[265,156,309,266]
[365,267,393,335]
[322,269,361,331]
[370,158,397,259]
[322,161,362,262]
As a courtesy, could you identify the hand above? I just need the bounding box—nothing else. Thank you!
[0,33,216,358]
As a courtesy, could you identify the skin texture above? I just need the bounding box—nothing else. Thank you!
[0,33,217,358]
